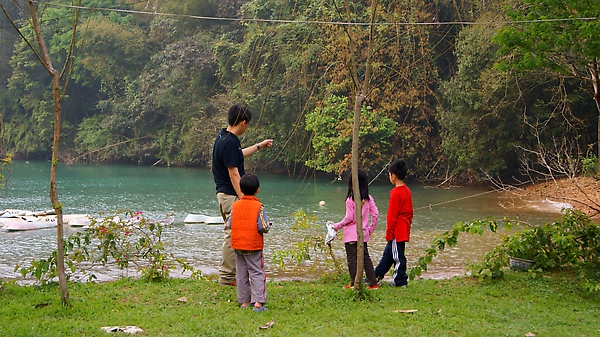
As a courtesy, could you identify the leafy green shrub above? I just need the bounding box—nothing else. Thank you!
[470,210,600,293]
[408,217,509,280]
[272,211,342,273]
[0,154,11,188]
[16,211,199,283]
[582,154,598,177]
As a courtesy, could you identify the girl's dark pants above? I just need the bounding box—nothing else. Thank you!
[345,242,378,286]
[375,239,408,287]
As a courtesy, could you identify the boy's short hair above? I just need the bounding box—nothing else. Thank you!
[227,105,252,126]
[389,159,408,180]
[240,174,260,195]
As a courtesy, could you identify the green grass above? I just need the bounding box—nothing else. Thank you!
[1,271,598,336]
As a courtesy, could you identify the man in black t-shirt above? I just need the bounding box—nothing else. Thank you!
[212,105,273,286]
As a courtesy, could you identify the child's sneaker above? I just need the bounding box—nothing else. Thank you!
[367,284,379,290]
[343,284,352,289]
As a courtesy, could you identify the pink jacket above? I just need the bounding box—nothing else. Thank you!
[333,196,379,243]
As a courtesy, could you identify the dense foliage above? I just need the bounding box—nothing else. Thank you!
[472,210,600,293]
[0,0,597,181]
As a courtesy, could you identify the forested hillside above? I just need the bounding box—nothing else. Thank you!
[0,0,597,182]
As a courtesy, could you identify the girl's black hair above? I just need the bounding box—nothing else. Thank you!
[346,168,370,201]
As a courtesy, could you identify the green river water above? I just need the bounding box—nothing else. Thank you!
[0,161,563,282]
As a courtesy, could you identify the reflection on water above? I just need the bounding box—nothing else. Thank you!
[0,161,564,283]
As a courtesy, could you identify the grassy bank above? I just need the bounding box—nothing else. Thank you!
[1,272,598,337]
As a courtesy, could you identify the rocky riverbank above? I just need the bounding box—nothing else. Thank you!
[522,176,600,219]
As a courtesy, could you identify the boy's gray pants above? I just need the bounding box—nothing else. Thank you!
[235,250,267,305]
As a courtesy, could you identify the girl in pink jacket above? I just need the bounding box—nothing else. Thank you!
[333,169,379,289]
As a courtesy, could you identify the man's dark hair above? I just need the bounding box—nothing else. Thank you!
[389,159,408,180]
[240,174,260,195]
[227,105,252,126]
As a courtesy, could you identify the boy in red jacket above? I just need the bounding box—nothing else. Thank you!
[375,160,413,287]
[226,174,271,312]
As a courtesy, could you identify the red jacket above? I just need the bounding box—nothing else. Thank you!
[385,184,413,242]
[230,196,264,251]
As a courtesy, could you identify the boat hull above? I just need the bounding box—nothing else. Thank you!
[1,214,91,231]
[184,214,224,225]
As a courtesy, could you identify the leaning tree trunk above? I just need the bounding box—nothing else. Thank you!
[29,0,69,305]
[351,94,365,288]
[591,60,600,175]
[345,0,378,290]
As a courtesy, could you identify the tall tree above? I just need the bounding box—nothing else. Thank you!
[344,0,378,290]
[494,0,600,172]
[1,0,81,305]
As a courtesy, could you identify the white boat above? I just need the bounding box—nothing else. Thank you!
[0,209,56,219]
[184,214,224,224]
[65,214,94,227]
[205,216,224,224]
[2,216,58,231]
[151,215,175,226]
[26,209,56,216]
[82,215,175,230]
[1,211,172,231]
[184,214,208,223]
[1,214,91,231]
[0,209,28,218]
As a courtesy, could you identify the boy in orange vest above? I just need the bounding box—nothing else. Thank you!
[226,174,271,312]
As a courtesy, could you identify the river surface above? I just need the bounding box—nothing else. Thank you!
[0,161,564,283]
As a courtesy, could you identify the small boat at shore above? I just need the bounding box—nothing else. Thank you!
[1,208,175,231]
[1,209,55,218]
[2,216,58,231]
[1,214,92,231]
[184,214,224,225]
[150,215,175,226]
[0,209,27,218]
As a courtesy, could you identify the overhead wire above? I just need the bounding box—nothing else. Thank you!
[31,0,599,27]
[413,189,499,212]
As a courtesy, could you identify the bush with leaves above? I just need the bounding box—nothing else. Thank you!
[0,154,11,188]
[272,211,342,273]
[16,211,200,283]
[408,217,512,280]
[582,154,598,178]
[470,210,600,293]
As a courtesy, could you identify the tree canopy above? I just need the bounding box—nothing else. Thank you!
[0,0,597,182]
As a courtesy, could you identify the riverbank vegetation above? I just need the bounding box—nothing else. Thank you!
[1,0,598,184]
[18,208,600,296]
[1,271,598,336]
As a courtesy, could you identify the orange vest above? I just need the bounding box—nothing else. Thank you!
[230,196,264,251]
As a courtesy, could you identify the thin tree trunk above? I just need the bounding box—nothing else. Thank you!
[351,95,365,288]
[591,60,600,174]
[346,0,378,290]
[28,0,69,305]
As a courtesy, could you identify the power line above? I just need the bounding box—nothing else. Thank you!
[32,0,599,27]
